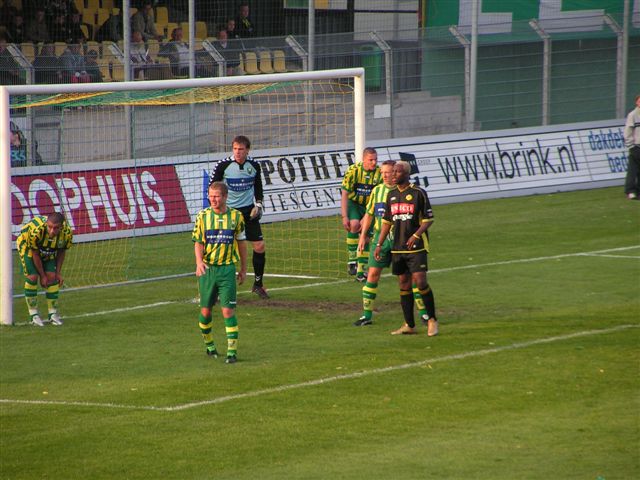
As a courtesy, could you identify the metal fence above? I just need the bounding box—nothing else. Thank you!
[3,11,639,145]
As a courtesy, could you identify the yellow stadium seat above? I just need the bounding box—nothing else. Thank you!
[73,0,84,13]
[272,49,287,73]
[195,21,207,40]
[258,50,274,74]
[155,6,169,26]
[96,8,110,28]
[54,42,67,56]
[80,23,90,40]
[86,0,100,11]
[20,42,36,63]
[242,51,260,74]
[101,0,113,10]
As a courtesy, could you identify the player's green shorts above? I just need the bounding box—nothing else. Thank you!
[346,199,367,221]
[198,263,237,309]
[20,252,56,276]
[368,233,392,269]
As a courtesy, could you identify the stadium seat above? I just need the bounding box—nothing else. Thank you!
[101,0,114,10]
[98,59,112,81]
[96,8,110,29]
[155,6,169,27]
[73,0,84,13]
[82,9,97,28]
[146,38,159,58]
[86,0,100,12]
[195,21,207,40]
[86,40,100,56]
[80,24,90,41]
[242,51,260,74]
[258,50,274,74]
[20,42,36,63]
[54,42,67,56]
[272,49,287,73]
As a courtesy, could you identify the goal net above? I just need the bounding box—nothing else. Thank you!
[1,69,365,325]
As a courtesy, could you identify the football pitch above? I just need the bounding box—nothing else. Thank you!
[1,186,639,479]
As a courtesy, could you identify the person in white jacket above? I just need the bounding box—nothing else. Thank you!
[624,94,640,200]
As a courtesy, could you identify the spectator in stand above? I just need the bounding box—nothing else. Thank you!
[0,36,22,85]
[225,18,239,39]
[131,0,162,42]
[130,30,154,79]
[95,10,123,43]
[50,12,71,43]
[60,41,90,82]
[66,11,88,44]
[7,14,26,44]
[159,26,190,77]
[26,8,51,44]
[0,0,19,26]
[33,43,62,84]
[84,49,103,82]
[235,3,257,38]
[214,28,240,76]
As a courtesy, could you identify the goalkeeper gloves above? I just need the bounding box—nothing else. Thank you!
[250,202,263,220]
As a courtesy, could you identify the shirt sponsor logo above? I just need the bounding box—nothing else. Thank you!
[226,177,255,192]
[205,229,234,245]
[355,183,374,197]
[390,203,415,215]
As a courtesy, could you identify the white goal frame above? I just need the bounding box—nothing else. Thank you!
[0,67,366,325]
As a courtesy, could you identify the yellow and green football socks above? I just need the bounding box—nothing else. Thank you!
[46,282,60,319]
[198,313,216,353]
[412,285,428,319]
[346,232,358,270]
[24,278,39,318]
[362,281,378,320]
[224,316,238,357]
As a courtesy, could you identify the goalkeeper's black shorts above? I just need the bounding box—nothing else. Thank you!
[237,205,264,242]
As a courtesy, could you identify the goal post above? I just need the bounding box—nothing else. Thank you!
[0,68,365,326]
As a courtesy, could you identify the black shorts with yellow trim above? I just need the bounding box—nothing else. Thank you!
[391,250,428,276]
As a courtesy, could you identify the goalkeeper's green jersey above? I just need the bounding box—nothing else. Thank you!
[365,182,392,233]
[341,162,382,206]
[16,215,73,262]
[192,207,246,266]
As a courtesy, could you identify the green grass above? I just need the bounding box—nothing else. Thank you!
[1,187,639,479]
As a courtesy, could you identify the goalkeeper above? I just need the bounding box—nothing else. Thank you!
[341,147,382,282]
[16,212,73,327]
[210,135,269,299]
[193,182,248,364]
[353,161,430,326]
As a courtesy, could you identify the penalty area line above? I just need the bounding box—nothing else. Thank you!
[1,324,636,412]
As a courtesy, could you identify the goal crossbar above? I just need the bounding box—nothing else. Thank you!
[0,68,366,325]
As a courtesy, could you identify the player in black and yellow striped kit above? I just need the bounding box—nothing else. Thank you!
[16,213,73,327]
[375,161,438,336]
[193,182,248,363]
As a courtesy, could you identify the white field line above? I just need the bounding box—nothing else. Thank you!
[9,245,640,326]
[1,324,636,412]
[591,253,640,258]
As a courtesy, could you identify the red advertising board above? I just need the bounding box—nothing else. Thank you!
[11,165,191,240]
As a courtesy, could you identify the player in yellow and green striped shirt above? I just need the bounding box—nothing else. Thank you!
[193,182,248,364]
[340,147,382,281]
[16,212,73,327]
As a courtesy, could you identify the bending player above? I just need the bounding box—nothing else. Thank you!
[16,212,73,326]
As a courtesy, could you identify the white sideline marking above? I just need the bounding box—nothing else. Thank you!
[0,324,636,412]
